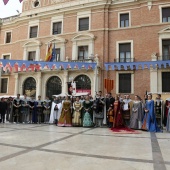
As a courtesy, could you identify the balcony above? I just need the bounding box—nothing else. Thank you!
[70,58,94,63]
[114,58,134,62]
[161,55,170,61]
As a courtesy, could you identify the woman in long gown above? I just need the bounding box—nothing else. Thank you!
[130,95,143,129]
[113,95,124,128]
[58,96,72,127]
[72,97,82,126]
[82,95,93,127]
[166,102,170,132]
[141,94,160,132]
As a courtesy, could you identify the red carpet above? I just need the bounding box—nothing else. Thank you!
[110,127,141,134]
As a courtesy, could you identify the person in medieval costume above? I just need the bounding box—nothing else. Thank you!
[130,95,143,129]
[21,94,30,123]
[8,97,13,122]
[29,96,35,123]
[166,101,170,132]
[122,95,132,127]
[154,94,164,129]
[58,96,72,127]
[82,95,93,127]
[93,93,105,127]
[49,96,62,125]
[105,93,115,126]
[107,104,114,128]
[72,96,82,126]
[35,95,43,124]
[141,94,160,132]
[164,98,170,127]
[43,96,51,123]
[13,94,22,123]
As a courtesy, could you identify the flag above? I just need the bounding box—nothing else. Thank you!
[3,0,23,5]
[50,44,56,62]
[45,43,52,61]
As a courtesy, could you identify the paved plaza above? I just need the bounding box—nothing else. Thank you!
[0,124,169,170]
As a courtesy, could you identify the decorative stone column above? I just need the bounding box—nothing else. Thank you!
[14,73,19,95]
[36,72,42,99]
[63,70,68,94]
[150,68,158,93]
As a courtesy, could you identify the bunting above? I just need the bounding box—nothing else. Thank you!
[3,0,23,5]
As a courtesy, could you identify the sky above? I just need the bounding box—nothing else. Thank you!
[0,1,23,18]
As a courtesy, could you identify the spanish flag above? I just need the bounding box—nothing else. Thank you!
[45,43,52,61]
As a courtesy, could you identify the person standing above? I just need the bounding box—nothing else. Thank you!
[72,97,82,126]
[122,95,132,127]
[105,93,115,126]
[0,98,8,123]
[35,95,43,124]
[13,94,22,123]
[107,104,114,128]
[130,95,143,129]
[82,95,93,127]
[166,101,170,132]
[21,94,30,123]
[29,96,35,124]
[43,96,51,123]
[58,96,72,127]
[141,94,160,132]
[154,94,164,129]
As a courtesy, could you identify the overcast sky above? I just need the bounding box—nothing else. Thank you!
[0,1,23,18]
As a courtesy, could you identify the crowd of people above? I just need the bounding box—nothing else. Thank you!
[0,92,170,132]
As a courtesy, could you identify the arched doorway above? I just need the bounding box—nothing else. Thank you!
[46,76,62,98]
[74,75,91,94]
[23,77,36,97]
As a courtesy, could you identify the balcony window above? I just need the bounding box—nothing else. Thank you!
[162,39,170,60]
[78,46,88,60]
[3,55,10,60]
[162,72,170,92]
[162,7,170,23]
[79,18,89,31]
[119,73,131,93]
[52,22,62,35]
[119,43,131,62]
[28,51,36,61]
[29,26,38,38]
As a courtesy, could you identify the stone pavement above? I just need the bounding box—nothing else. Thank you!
[0,123,170,170]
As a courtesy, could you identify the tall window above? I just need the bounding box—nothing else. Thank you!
[79,17,89,31]
[3,55,10,60]
[5,32,11,43]
[52,22,62,35]
[29,26,38,38]
[162,39,170,60]
[119,74,131,93]
[28,51,36,61]
[162,7,170,23]
[119,43,131,62]
[0,78,8,93]
[162,72,170,92]
[120,13,129,27]
[78,46,88,60]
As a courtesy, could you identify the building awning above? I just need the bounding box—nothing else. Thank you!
[0,59,97,72]
[104,60,170,70]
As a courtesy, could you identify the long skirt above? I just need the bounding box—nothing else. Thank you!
[72,111,81,126]
[167,110,170,132]
[83,112,93,127]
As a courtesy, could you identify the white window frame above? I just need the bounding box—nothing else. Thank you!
[0,77,9,94]
[77,10,91,32]
[116,40,134,62]
[4,30,12,44]
[116,71,134,94]
[28,20,39,39]
[159,4,170,23]
[1,53,11,59]
[118,11,131,28]
[51,15,64,35]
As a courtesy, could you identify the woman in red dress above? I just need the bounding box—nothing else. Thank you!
[113,95,124,128]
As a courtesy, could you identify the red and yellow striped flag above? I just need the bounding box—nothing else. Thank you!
[45,43,52,61]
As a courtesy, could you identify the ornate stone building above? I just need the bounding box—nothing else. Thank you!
[0,0,170,99]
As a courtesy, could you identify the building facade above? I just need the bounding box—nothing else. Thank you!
[0,0,170,99]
